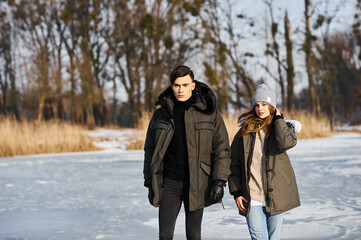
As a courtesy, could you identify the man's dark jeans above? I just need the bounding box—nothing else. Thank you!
[159,178,204,240]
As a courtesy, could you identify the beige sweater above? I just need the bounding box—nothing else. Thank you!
[249,130,266,202]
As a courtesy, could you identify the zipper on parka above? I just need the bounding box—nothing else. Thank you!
[246,133,256,201]
[264,136,272,211]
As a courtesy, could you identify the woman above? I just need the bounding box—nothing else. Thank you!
[228,83,300,240]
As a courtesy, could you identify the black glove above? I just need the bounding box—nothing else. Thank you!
[210,180,226,203]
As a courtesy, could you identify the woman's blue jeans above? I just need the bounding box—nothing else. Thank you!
[246,205,284,240]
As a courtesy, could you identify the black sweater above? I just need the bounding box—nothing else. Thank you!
[163,95,194,181]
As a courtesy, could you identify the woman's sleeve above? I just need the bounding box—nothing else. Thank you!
[273,115,297,153]
[228,132,243,195]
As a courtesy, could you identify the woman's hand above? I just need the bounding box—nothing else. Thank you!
[235,196,248,213]
[275,107,281,116]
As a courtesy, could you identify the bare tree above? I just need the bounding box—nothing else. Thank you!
[0,3,20,119]
[312,0,347,130]
[200,0,256,111]
[58,0,111,127]
[109,0,204,126]
[263,0,286,107]
[303,0,320,116]
[284,10,295,111]
[58,1,82,123]
[10,0,58,120]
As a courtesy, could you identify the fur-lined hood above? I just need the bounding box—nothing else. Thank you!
[155,80,217,118]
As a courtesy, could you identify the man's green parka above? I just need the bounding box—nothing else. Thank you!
[143,81,231,211]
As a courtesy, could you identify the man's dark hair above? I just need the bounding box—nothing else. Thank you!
[169,65,194,84]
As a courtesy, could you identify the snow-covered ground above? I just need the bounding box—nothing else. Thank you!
[0,132,361,240]
[88,128,144,150]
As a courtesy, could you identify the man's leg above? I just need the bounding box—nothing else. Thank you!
[185,207,204,240]
[159,178,183,240]
[246,206,268,240]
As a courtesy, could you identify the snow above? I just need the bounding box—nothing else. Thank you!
[88,128,144,150]
[0,132,361,239]
[335,124,361,132]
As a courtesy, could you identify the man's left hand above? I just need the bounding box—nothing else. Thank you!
[210,180,226,203]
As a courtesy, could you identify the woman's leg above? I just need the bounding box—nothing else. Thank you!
[159,179,183,240]
[266,212,284,240]
[246,206,268,240]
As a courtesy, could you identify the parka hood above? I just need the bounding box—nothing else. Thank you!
[155,80,217,118]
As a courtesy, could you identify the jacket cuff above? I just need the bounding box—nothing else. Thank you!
[231,190,243,200]
[274,113,284,121]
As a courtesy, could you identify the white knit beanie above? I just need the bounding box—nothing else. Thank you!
[252,83,277,108]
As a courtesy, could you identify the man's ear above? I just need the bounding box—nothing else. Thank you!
[192,82,196,90]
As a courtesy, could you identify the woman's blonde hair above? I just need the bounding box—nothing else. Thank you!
[237,103,276,137]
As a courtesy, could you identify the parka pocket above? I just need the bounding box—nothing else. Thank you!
[154,120,169,144]
[200,161,211,176]
[155,121,168,130]
[195,121,214,156]
[195,121,214,131]
[280,169,291,185]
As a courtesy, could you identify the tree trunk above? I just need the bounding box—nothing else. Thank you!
[69,55,76,123]
[284,10,295,111]
[56,45,65,120]
[10,72,20,120]
[304,0,320,116]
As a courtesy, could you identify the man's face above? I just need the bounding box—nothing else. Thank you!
[171,75,195,102]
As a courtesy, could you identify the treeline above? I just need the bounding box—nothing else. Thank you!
[0,0,360,129]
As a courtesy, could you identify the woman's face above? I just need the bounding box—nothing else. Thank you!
[255,102,270,119]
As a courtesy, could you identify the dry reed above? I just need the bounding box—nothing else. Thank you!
[282,110,333,139]
[225,110,333,140]
[0,118,99,157]
[126,110,333,150]
[126,112,152,150]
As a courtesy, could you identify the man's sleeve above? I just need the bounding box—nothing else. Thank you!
[143,114,156,187]
[211,110,231,181]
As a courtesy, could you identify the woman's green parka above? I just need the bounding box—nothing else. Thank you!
[228,117,300,216]
[143,81,231,211]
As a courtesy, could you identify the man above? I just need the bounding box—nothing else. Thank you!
[143,65,231,240]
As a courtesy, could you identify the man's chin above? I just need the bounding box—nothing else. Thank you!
[176,97,187,101]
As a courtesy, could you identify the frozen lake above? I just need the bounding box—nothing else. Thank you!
[1,133,361,240]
